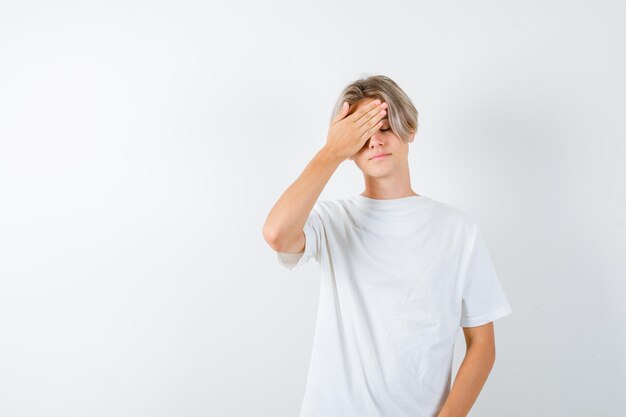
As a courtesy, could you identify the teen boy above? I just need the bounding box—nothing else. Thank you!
[262,75,512,417]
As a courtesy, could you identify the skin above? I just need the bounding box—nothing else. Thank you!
[345,97,419,200]
[349,98,499,417]
[437,322,497,417]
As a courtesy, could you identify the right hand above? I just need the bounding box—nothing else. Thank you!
[324,99,388,162]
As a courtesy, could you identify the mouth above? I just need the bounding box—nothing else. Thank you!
[369,153,391,161]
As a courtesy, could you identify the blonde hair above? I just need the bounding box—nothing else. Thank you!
[330,74,418,144]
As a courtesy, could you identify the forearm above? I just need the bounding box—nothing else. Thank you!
[437,344,495,417]
[263,146,342,246]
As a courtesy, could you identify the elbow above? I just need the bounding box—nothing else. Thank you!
[263,222,292,252]
[262,223,280,251]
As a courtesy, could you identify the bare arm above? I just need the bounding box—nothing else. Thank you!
[437,322,497,417]
[262,98,389,253]
[262,147,342,253]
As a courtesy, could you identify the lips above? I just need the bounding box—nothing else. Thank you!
[370,153,391,160]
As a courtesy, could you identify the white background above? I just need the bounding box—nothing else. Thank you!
[1,1,625,416]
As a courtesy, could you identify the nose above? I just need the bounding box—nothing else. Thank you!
[369,131,385,147]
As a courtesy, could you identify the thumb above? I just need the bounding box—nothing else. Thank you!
[332,101,349,123]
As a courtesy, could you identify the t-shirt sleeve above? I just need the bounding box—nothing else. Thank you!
[460,222,513,327]
[276,206,324,271]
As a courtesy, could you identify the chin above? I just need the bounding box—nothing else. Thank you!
[364,168,393,177]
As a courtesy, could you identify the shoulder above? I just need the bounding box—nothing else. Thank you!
[425,197,476,229]
[313,198,349,215]
[420,198,482,250]
[304,199,347,228]
[308,198,357,230]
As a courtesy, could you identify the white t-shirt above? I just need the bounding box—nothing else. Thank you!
[276,194,512,417]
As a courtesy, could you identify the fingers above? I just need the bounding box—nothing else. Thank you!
[358,105,386,138]
[331,101,350,124]
[359,120,383,141]
[352,99,385,125]
[333,99,387,127]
